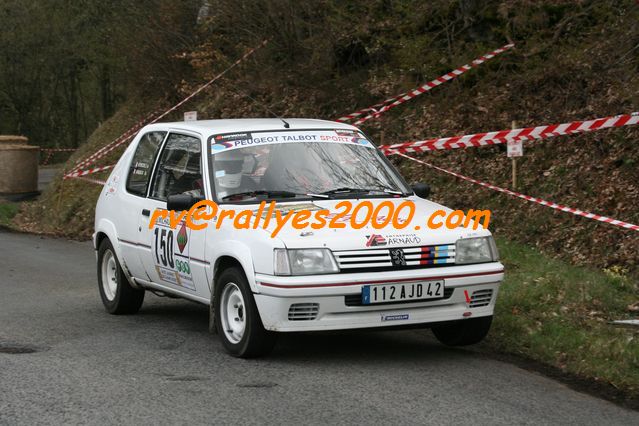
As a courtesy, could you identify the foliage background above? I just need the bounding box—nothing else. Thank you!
[0,0,199,148]
[8,0,637,273]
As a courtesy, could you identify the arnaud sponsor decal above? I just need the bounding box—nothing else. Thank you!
[384,233,422,245]
[381,313,410,322]
[365,233,421,247]
[365,234,387,247]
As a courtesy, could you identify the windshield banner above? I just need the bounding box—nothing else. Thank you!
[209,129,374,153]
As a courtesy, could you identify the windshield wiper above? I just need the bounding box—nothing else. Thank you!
[221,190,299,201]
[221,190,327,201]
[319,187,404,196]
[222,187,405,201]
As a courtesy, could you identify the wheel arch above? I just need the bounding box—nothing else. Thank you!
[94,218,140,288]
[209,241,258,296]
[214,256,243,278]
[212,255,251,293]
[95,219,119,254]
[95,231,109,251]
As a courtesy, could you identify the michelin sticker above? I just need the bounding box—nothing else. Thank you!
[210,130,373,153]
[381,313,410,322]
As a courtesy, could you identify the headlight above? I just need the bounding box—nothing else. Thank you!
[273,248,339,275]
[455,236,499,265]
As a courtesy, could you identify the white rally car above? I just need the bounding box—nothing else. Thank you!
[94,118,503,357]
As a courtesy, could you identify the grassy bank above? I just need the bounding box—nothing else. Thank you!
[0,202,19,228]
[489,238,639,398]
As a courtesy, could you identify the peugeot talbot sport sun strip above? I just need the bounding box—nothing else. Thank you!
[94,118,504,357]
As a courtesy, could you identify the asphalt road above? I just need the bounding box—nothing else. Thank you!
[1,231,637,425]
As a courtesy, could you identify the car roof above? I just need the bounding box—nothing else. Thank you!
[140,118,360,140]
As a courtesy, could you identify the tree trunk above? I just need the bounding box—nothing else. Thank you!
[100,64,114,120]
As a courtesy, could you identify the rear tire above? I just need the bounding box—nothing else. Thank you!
[97,239,145,314]
[432,316,493,346]
[214,267,276,358]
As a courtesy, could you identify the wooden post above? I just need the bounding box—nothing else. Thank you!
[511,120,517,190]
[379,113,385,147]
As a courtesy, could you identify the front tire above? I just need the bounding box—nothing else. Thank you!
[214,267,276,358]
[432,316,493,346]
[97,239,144,314]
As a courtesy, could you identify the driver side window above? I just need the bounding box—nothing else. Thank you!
[150,133,203,201]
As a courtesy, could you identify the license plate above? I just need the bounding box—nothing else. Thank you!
[362,281,444,305]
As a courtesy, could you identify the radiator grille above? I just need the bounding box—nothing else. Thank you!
[334,244,455,273]
[469,289,493,308]
[288,303,319,321]
[345,287,454,307]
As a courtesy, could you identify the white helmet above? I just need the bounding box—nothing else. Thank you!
[214,150,244,189]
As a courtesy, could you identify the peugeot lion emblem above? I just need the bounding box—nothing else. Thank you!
[390,248,406,266]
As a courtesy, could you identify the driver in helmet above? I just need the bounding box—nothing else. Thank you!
[213,150,256,199]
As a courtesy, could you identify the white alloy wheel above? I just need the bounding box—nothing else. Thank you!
[101,249,118,301]
[214,267,276,357]
[220,282,246,344]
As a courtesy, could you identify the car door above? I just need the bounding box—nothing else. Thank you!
[117,130,167,280]
[139,132,206,295]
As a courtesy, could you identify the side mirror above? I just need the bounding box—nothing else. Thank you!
[412,183,431,199]
[167,194,203,211]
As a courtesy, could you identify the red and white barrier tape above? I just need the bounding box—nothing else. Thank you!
[73,110,157,168]
[65,165,114,179]
[340,43,514,125]
[337,93,413,123]
[66,110,161,176]
[392,152,639,232]
[65,40,269,180]
[41,148,76,166]
[73,175,107,185]
[147,39,269,126]
[381,112,639,154]
[42,150,54,165]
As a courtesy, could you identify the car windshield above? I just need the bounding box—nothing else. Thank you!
[208,129,411,202]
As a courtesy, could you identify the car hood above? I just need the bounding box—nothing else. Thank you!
[249,196,491,251]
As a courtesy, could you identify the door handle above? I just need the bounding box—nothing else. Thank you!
[142,209,150,217]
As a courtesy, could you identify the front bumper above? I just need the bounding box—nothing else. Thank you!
[253,262,504,332]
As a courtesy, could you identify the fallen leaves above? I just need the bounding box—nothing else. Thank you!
[627,301,639,312]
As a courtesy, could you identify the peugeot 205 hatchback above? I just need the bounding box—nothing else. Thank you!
[94,118,504,357]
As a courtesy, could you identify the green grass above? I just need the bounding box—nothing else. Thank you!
[489,238,639,396]
[0,202,19,227]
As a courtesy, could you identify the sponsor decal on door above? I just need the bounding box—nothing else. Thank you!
[152,218,195,290]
